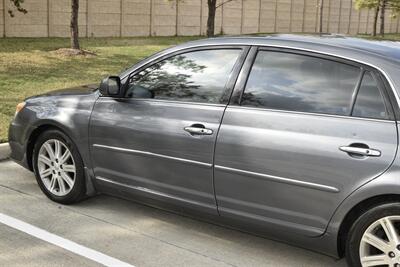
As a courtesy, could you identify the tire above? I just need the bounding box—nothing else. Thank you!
[346,202,400,267]
[32,129,86,204]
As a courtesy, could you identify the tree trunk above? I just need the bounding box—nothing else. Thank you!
[71,0,80,50]
[207,0,217,37]
[372,3,380,37]
[319,0,324,34]
[380,0,387,37]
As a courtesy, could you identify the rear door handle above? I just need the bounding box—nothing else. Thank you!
[184,124,213,136]
[339,146,381,157]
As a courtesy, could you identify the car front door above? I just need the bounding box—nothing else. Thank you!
[89,47,247,214]
[214,47,398,236]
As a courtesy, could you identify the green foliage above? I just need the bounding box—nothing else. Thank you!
[355,0,400,18]
[0,36,201,143]
[355,0,400,11]
[390,0,400,16]
[355,0,380,9]
[8,0,27,17]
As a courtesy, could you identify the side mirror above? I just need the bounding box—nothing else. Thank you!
[99,76,121,97]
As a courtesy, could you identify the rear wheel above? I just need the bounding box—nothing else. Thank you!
[346,203,400,267]
[33,129,86,204]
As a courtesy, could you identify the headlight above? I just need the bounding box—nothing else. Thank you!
[15,102,26,115]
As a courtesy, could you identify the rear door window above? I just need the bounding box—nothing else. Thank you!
[352,71,389,120]
[241,51,361,116]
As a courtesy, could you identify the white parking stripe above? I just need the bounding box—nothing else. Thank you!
[0,213,135,267]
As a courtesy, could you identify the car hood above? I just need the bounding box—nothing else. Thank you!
[26,84,98,100]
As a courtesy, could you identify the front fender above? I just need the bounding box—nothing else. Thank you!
[9,91,98,171]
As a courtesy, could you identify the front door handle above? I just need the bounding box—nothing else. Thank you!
[339,145,381,157]
[184,124,213,136]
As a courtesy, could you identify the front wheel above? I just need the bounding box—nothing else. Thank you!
[346,203,400,267]
[33,129,86,204]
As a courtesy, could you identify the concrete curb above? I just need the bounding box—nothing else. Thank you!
[0,143,10,161]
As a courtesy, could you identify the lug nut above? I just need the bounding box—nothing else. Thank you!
[389,251,395,258]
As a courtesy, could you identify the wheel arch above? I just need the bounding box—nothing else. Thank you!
[25,120,97,196]
[337,194,400,257]
[26,121,79,171]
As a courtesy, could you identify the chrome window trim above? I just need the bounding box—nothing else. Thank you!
[215,165,340,193]
[100,97,227,108]
[119,42,400,111]
[120,44,248,81]
[93,144,212,168]
[227,105,396,124]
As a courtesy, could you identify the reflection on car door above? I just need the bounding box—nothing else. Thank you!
[89,47,247,214]
[214,49,398,236]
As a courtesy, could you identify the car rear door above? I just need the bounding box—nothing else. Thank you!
[214,47,398,236]
[89,46,248,215]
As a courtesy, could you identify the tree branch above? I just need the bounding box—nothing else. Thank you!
[8,0,27,17]
[216,0,236,9]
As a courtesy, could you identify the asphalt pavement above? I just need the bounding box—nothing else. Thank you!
[0,160,347,267]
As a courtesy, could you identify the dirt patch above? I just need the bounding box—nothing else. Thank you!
[52,48,97,57]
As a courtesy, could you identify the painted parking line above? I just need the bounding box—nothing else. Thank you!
[0,213,135,267]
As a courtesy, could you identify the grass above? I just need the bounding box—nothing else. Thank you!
[0,36,202,143]
[0,34,399,143]
[357,33,400,41]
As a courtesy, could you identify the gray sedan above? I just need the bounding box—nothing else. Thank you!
[9,35,400,267]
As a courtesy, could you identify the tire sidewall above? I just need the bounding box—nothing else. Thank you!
[33,129,86,204]
[346,203,400,267]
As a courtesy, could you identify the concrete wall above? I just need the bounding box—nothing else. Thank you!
[2,0,399,37]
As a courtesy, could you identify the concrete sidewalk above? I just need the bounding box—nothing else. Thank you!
[0,160,347,267]
[0,143,10,161]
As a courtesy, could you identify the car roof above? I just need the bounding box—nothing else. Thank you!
[180,34,400,63]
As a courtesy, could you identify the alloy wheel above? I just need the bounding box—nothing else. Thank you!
[360,216,400,267]
[37,139,76,196]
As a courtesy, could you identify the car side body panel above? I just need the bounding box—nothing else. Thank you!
[214,107,398,237]
[8,85,99,172]
[322,138,400,254]
[8,35,400,258]
[89,98,225,215]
